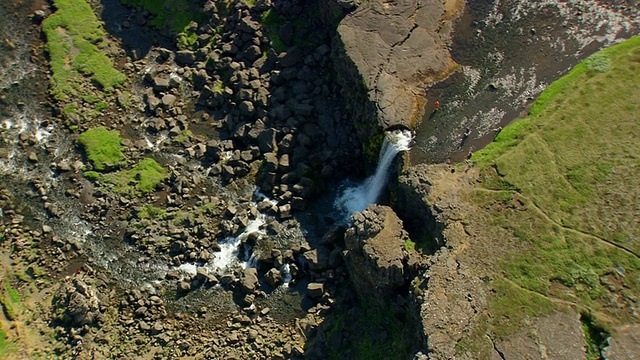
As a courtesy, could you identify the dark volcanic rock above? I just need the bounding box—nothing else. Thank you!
[344,205,410,302]
[52,278,102,328]
[335,0,460,129]
[240,268,259,294]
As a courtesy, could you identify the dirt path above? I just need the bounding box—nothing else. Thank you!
[476,187,640,260]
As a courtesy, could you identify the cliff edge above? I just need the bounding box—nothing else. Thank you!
[335,0,461,130]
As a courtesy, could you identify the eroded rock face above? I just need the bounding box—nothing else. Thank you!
[335,0,462,129]
[344,205,411,300]
[52,277,102,328]
[604,324,640,360]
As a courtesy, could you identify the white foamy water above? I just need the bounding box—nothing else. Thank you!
[334,129,412,220]
[206,215,266,274]
[280,263,292,288]
[0,110,66,179]
[177,263,198,276]
[143,132,167,151]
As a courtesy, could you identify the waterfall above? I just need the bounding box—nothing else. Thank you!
[334,129,412,219]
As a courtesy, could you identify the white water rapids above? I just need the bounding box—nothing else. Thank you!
[334,129,413,219]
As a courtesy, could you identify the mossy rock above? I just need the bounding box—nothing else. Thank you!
[77,126,125,172]
[104,158,169,196]
[43,0,126,102]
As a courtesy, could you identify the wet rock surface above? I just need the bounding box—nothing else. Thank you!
[411,0,640,163]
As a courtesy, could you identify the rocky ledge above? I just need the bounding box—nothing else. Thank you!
[335,0,462,130]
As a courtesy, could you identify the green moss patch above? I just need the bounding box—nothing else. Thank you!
[78,126,125,171]
[104,158,168,195]
[43,0,126,102]
[0,327,17,358]
[137,204,166,220]
[1,279,21,321]
[259,8,287,53]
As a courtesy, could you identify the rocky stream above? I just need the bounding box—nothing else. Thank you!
[1,0,638,359]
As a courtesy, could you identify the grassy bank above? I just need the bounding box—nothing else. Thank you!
[462,35,640,350]
[43,0,126,102]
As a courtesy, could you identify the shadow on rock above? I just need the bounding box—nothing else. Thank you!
[99,0,174,60]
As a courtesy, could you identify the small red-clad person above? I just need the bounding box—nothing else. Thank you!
[432,100,441,116]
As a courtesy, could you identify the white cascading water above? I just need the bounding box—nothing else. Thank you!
[207,215,266,274]
[280,263,292,288]
[334,129,413,219]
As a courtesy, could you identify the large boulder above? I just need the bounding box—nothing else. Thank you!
[52,278,102,328]
[344,205,411,301]
[240,268,259,294]
[334,0,462,129]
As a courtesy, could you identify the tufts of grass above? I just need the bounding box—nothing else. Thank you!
[0,327,17,358]
[171,210,194,227]
[259,8,287,53]
[581,312,609,360]
[404,239,416,252]
[488,279,556,339]
[122,0,205,35]
[585,53,611,73]
[43,0,126,102]
[78,126,125,172]
[177,29,199,50]
[104,158,168,195]
[1,279,21,321]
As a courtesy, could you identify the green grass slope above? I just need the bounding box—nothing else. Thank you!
[42,0,126,126]
[464,35,640,349]
[43,0,126,101]
[473,35,640,255]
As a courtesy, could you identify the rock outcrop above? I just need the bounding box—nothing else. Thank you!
[52,277,102,328]
[396,163,595,359]
[335,0,462,129]
[344,205,412,302]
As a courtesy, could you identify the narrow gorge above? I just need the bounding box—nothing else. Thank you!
[1,0,639,359]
